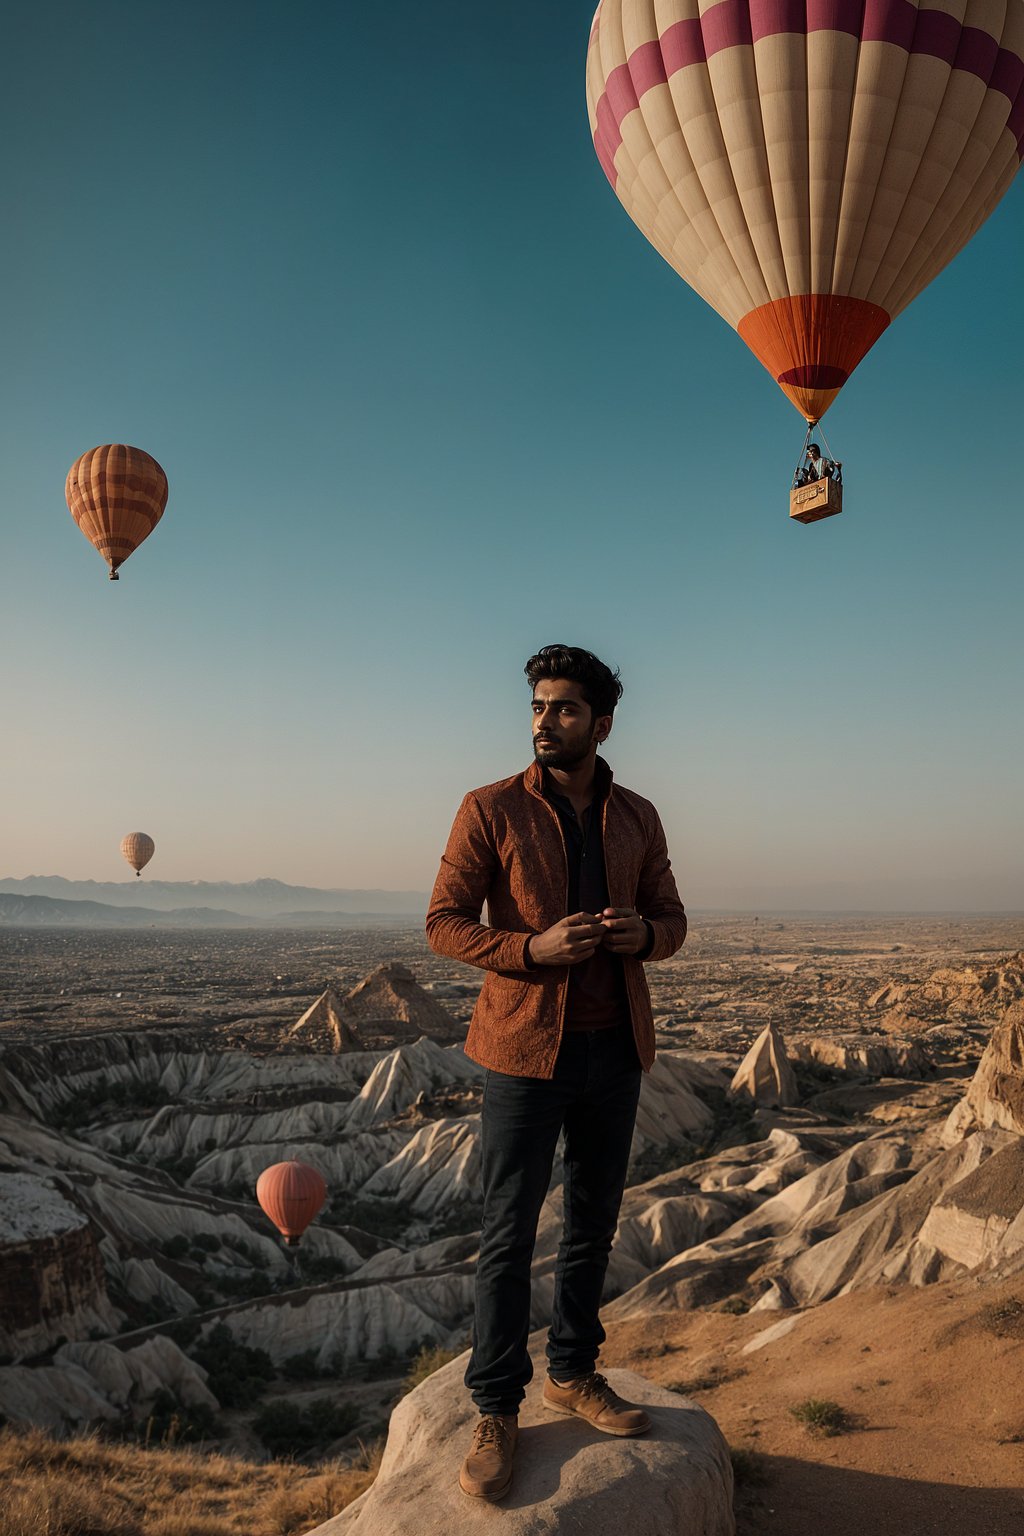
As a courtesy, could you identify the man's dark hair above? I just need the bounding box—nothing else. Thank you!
[524,644,623,719]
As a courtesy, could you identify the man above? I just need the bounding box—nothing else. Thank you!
[804,442,840,480]
[426,644,687,1501]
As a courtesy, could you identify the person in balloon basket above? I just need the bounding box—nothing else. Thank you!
[426,644,687,1500]
[803,442,840,482]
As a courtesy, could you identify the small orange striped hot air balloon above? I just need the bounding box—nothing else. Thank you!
[256,1161,327,1247]
[66,444,168,580]
[586,1,1024,427]
[120,832,155,877]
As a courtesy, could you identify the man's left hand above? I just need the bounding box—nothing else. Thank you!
[599,907,649,954]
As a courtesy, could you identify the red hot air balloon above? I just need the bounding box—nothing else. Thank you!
[66,444,168,580]
[256,1161,327,1247]
[586,1,1024,426]
[121,832,155,877]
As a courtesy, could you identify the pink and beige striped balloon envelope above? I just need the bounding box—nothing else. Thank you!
[120,832,155,877]
[66,444,168,580]
[587,0,1024,422]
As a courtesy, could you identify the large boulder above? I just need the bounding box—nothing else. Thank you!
[729,1022,798,1107]
[308,1349,734,1536]
[942,1001,1024,1144]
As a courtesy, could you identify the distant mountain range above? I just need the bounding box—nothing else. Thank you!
[0,879,428,929]
[0,877,427,920]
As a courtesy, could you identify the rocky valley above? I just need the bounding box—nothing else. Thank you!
[1,914,1023,1534]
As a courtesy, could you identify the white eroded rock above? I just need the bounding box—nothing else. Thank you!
[941,1000,1024,1144]
[345,1039,483,1131]
[187,1128,408,1199]
[0,1335,215,1431]
[363,1117,481,1215]
[204,1270,476,1369]
[631,1049,718,1150]
[918,1137,1024,1270]
[89,1099,356,1160]
[308,1350,734,1536]
[55,1335,217,1410]
[777,1128,1020,1304]
[791,1037,931,1079]
[729,1022,799,1107]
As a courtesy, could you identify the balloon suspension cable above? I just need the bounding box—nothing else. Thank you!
[793,421,816,484]
[814,420,838,464]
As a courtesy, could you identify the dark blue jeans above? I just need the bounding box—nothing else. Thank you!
[465,1020,643,1416]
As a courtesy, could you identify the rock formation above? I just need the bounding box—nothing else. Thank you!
[0,1172,121,1357]
[728,1021,798,1107]
[308,1348,734,1536]
[287,986,367,1051]
[335,963,463,1048]
[344,1038,483,1131]
[0,1335,215,1432]
[790,1036,931,1079]
[942,1000,1024,1143]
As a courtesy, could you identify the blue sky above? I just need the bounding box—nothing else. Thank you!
[2,1,1021,910]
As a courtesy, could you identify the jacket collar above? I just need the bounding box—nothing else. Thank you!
[524,755,614,801]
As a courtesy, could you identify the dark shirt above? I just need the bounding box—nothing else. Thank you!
[542,769,629,1032]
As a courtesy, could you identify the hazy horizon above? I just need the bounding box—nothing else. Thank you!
[2,870,1022,919]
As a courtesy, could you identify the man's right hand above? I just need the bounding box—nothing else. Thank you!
[527,912,604,966]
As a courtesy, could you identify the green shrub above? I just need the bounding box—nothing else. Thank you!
[789,1398,850,1437]
[252,1397,360,1457]
[297,1251,352,1283]
[163,1317,201,1349]
[189,1323,274,1408]
[160,1234,190,1260]
[326,1196,417,1243]
[282,1349,322,1381]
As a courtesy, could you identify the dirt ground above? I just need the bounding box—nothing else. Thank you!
[604,1278,1024,1535]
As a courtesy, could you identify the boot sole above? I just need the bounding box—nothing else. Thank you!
[542,1399,652,1437]
[459,1470,513,1501]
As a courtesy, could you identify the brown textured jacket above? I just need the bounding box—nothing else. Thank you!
[425,759,686,1078]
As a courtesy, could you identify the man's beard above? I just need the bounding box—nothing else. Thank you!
[533,733,595,770]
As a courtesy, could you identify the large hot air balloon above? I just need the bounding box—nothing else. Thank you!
[586,1,1024,426]
[66,444,168,580]
[256,1161,327,1247]
[121,832,155,877]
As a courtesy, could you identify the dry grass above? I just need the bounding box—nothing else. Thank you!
[0,1426,385,1536]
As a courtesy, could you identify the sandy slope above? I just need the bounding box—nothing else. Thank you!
[603,1277,1024,1536]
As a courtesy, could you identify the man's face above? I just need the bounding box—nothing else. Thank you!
[808,446,820,460]
[531,679,610,770]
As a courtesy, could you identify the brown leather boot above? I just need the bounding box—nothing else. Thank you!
[543,1371,651,1436]
[459,1412,518,1500]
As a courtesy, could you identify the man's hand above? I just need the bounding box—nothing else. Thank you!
[599,907,649,955]
[528,912,604,966]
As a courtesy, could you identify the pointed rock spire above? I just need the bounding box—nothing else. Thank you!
[729,1021,799,1108]
[287,986,366,1053]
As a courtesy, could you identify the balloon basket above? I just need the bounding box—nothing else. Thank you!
[790,476,843,524]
